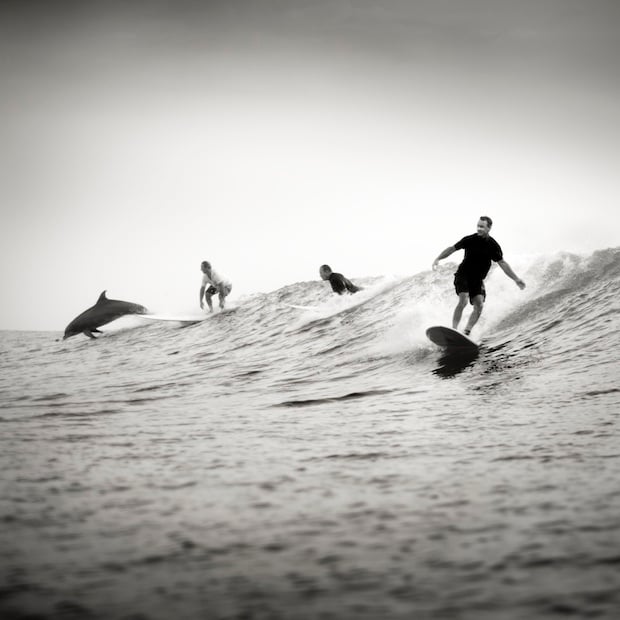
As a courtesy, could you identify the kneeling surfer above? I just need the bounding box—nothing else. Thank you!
[199,261,232,312]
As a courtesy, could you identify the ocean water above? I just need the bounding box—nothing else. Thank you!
[1,248,619,620]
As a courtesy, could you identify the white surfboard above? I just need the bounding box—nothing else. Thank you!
[139,314,207,324]
[284,278,402,322]
[281,303,322,312]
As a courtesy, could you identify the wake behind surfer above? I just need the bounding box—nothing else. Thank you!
[319,264,362,295]
[432,216,525,335]
[199,261,232,312]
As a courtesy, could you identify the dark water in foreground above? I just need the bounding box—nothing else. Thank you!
[1,248,619,619]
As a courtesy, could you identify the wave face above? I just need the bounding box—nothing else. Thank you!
[1,247,619,619]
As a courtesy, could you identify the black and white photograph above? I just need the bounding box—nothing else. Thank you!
[1,1,619,618]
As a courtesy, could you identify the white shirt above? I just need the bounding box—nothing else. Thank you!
[202,269,231,288]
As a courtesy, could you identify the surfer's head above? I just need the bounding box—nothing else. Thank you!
[477,216,492,236]
[201,261,211,274]
[319,264,332,280]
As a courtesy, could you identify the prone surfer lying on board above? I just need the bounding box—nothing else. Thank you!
[432,216,525,335]
[199,261,232,312]
[319,264,362,295]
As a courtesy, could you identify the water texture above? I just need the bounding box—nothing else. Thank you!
[1,248,619,619]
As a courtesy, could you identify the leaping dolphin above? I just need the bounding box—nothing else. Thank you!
[63,290,147,339]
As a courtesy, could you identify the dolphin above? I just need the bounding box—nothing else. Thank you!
[63,290,147,339]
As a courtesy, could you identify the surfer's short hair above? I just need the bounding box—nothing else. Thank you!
[479,216,493,228]
[201,261,211,269]
[320,264,332,273]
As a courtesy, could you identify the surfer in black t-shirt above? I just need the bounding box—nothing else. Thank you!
[432,216,526,335]
[319,264,361,295]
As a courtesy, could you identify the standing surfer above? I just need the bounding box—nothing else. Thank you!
[432,216,525,335]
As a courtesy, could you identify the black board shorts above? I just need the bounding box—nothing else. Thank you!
[205,283,232,296]
[454,273,486,304]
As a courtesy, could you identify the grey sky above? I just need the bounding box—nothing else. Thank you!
[1,0,618,330]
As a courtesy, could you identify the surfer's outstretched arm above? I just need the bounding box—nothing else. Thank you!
[497,260,526,289]
[344,277,361,294]
[432,246,456,270]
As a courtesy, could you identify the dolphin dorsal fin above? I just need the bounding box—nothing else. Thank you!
[96,290,108,305]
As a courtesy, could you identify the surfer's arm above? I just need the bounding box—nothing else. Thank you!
[200,273,214,307]
[344,277,361,294]
[497,260,526,289]
[432,246,456,270]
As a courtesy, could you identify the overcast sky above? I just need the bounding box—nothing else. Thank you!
[1,0,618,331]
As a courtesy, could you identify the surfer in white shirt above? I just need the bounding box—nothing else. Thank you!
[199,261,232,312]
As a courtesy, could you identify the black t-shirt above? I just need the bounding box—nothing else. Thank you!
[328,272,359,294]
[454,234,503,280]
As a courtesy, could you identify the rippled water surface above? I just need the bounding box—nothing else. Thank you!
[1,249,619,619]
